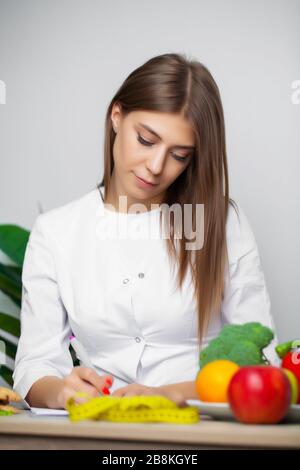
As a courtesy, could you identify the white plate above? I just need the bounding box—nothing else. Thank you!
[186,400,300,423]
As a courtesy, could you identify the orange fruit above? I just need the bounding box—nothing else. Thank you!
[196,359,240,402]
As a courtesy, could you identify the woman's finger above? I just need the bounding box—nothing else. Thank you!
[164,391,187,407]
[123,390,144,397]
[111,387,128,397]
[69,375,102,397]
[74,367,113,393]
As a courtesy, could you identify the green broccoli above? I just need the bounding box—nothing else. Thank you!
[199,322,274,368]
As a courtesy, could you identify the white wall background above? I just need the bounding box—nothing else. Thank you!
[0,0,299,342]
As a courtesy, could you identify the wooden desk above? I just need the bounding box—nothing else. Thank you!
[0,412,299,450]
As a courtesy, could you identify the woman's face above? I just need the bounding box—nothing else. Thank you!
[109,103,195,211]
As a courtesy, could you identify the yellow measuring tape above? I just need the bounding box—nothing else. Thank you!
[66,394,200,425]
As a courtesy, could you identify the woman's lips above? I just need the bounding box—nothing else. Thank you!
[135,174,158,189]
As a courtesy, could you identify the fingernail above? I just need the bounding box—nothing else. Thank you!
[102,387,110,395]
[106,378,113,386]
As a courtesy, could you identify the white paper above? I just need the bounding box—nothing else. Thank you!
[30,407,69,416]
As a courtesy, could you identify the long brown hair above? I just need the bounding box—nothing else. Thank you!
[96,53,238,348]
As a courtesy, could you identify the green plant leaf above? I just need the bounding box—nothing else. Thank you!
[0,272,22,307]
[0,335,17,359]
[0,365,13,386]
[9,265,22,277]
[0,262,22,287]
[0,312,20,337]
[0,224,30,266]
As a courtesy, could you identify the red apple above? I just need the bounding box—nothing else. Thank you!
[228,365,291,424]
[281,350,300,404]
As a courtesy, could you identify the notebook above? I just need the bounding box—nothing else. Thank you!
[30,407,68,416]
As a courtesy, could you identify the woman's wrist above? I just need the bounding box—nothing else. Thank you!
[158,380,198,401]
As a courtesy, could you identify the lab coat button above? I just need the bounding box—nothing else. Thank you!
[138,272,145,278]
[135,337,141,343]
[123,278,130,284]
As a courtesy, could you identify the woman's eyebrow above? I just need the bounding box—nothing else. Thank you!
[137,122,195,150]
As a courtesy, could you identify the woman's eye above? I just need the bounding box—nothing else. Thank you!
[137,133,189,163]
[172,153,188,162]
[137,134,153,146]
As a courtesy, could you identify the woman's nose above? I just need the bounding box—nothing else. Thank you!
[146,151,166,175]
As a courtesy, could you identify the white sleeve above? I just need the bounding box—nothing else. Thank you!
[221,202,280,366]
[12,214,73,399]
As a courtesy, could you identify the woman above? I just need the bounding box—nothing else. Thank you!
[13,53,279,409]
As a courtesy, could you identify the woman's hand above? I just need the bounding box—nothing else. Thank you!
[111,383,187,407]
[57,366,114,408]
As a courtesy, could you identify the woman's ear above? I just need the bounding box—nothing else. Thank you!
[111,102,123,132]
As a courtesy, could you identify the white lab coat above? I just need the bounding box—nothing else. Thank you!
[13,186,279,398]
